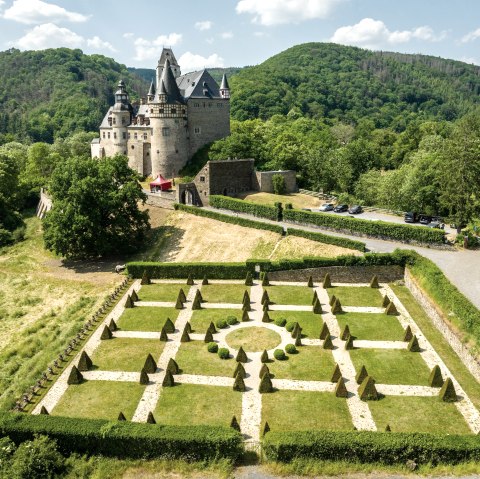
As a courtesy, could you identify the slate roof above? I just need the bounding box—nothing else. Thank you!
[176,69,222,99]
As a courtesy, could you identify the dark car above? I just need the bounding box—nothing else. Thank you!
[404,211,419,223]
[419,215,432,225]
[333,204,348,213]
[348,205,363,214]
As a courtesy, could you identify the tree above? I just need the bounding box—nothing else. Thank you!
[43,155,150,259]
[272,174,286,195]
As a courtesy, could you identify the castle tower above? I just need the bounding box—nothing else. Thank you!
[147,80,155,103]
[110,80,132,155]
[156,48,181,90]
[219,74,230,99]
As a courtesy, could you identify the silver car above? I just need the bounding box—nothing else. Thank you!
[319,203,335,212]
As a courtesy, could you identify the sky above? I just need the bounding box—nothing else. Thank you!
[0,0,480,72]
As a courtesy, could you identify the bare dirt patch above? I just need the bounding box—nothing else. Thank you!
[240,191,321,209]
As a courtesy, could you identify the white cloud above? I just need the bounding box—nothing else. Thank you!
[460,56,480,66]
[195,20,213,31]
[133,33,182,62]
[123,32,134,39]
[461,28,480,43]
[178,52,224,73]
[87,36,116,52]
[220,31,233,39]
[330,18,446,49]
[3,0,88,24]
[0,1,5,8]
[236,0,343,26]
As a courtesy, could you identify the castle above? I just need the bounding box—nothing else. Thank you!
[91,48,231,178]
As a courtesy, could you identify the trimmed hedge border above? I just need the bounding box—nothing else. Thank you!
[0,413,243,461]
[263,430,480,465]
[287,228,366,252]
[209,195,279,221]
[173,203,284,234]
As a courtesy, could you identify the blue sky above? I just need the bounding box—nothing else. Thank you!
[1,0,480,72]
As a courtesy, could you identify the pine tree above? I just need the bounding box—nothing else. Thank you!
[143,354,157,373]
[262,421,271,436]
[141,270,151,285]
[186,274,194,285]
[261,272,270,286]
[180,327,190,342]
[311,290,318,305]
[124,295,134,308]
[331,363,341,382]
[385,302,398,315]
[358,376,379,401]
[236,347,248,363]
[370,275,379,288]
[429,365,444,387]
[245,272,253,286]
[382,295,390,308]
[261,350,269,363]
[166,358,179,374]
[259,373,273,393]
[67,365,83,385]
[323,335,333,350]
[329,294,336,306]
[140,369,149,385]
[323,273,332,288]
[77,351,92,372]
[40,406,49,415]
[313,297,322,314]
[335,377,348,398]
[131,289,139,302]
[319,322,330,340]
[340,324,350,341]
[202,275,209,285]
[234,361,246,379]
[159,327,168,342]
[408,335,421,352]
[344,335,354,350]
[233,372,246,392]
[439,377,457,402]
[118,412,126,421]
[147,412,156,424]
[164,318,175,334]
[179,288,187,303]
[100,325,112,340]
[403,325,413,342]
[331,298,343,314]
[162,370,174,387]
[230,415,240,431]
[262,311,270,323]
[109,319,118,332]
[242,310,250,322]
[307,275,314,287]
[259,363,270,378]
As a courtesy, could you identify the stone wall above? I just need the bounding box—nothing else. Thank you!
[36,188,52,219]
[144,191,176,210]
[254,170,297,193]
[268,265,404,283]
[404,268,480,382]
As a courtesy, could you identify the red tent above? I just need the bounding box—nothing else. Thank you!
[150,175,172,192]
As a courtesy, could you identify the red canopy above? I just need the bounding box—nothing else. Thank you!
[150,175,172,191]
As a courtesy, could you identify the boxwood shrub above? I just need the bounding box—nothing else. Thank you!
[218,348,230,359]
[127,262,249,279]
[209,195,279,221]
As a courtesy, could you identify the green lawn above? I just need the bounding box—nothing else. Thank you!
[52,380,145,421]
[154,384,242,427]
[137,283,190,302]
[116,307,179,332]
[369,396,471,434]
[190,309,243,332]
[175,340,235,376]
[392,284,480,411]
[349,349,431,385]
[269,346,336,381]
[262,390,352,431]
[336,312,404,341]
[269,311,323,338]
[327,286,383,307]
[265,285,314,306]
[200,284,250,304]
[226,327,281,352]
[91,338,165,372]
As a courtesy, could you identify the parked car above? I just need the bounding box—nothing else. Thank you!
[404,211,419,223]
[333,204,348,213]
[419,215,432,225]
[319,203,334,212]
[348,205,363,214]
[427,221,444,229]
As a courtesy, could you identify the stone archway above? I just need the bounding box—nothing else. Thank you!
[222,188,228,196]
[181,189,193,205]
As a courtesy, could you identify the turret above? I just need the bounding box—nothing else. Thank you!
[147,80,155,103]
[110,79,132,155]
[156,48,181,90]
[219,74,230,99]
[158,80,167,103]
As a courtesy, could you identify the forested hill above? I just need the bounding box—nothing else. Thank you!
[0,48,149,143]
[229,43,480,127]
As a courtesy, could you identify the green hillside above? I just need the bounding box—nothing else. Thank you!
[229,42,480,127]
[0,48,149,143]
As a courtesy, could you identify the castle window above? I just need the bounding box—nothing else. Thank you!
[134,133,138,140]
[182,109,186,114]
[107,132,110,139]
[150,109,153,114]
[113,118,116,125]
[102,132,105,138]
[203,103,206,108]
[128,133,131,139]
[143,133,147,140]
[194,127,201,134]
[131,145,134,149]
[122,132,126,139]
[200,176,205,182]
[159,108,164,113]
[162,127,170,137]
[218,103,223,107]
[171,108,176,114]
[208,103,212,107]
[114,132,117,139]
[194,103,199,107]
[121,117,126,125]
[124,151,127,154]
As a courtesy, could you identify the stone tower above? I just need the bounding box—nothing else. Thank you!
[110,80,132,155]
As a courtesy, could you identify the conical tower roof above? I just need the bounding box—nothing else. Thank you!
[148,79,155,96]
[220,73,230,90]
[160,58,184,104]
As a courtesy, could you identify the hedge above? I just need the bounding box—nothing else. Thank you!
[0,413,243,461]
[209,195,279,221]
[263,430,480,465]
[127,262,250,279]
[287,228,366,252]
[174,203,284,234]
[283,209,445,244]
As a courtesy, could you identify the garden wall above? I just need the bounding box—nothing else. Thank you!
[145,191,176,210]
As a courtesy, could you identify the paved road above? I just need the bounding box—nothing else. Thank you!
[205,207,480,310]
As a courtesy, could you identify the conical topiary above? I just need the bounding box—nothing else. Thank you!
[143,354,157,374]
[77,351,92,372]
[382,294,391,308]
[185,322,192,334]
[331,363,341,382]
[370,275,379,288]
[245,272,253,286]
[311,290,318,306]
[319,322,330,340]
[259,363,270,379]
[429,365,444,387]
[385,424,391,432]
[242,310,250,322]
[234,361,246,379]
[196,289,204,303]
[356,365,368,384]
[131,289,139,302]
[141,270,151,285]
[159,327,168,342]
[40,405,49,415]
[67,365,83,385]
[344,334,354,350]
[307,275,314,287]
[236,346,248,363]
[323,334,333,350]
[140,369,149,385]
[408,335,421,352]
[403,325,413,342]
[243,290,250,304]
[262,421,270,436]
[208,321,217,334]
[180,327,190,342]
[179,288,187,303]
[323,273,332,288]
[233,373,246,392]
[385,302,398,315]
[192,294,201,310]
[358,376,379,401]
[294,329,302,347]
[166,358,179,375]
[186,274,194,285]
[162,370,174,387]
[262,302,269,312]
[204,329,214,343]
[261,349,269,363]
[439,377,457,402]
[335,377,348,398]
[164,318,175,334]
[291,322,300,338]
[242,300,251,312]
[118,412,126,421]
[175,296,183,310]
[261,272,270,286]
[340,324,350,341]
[331,298,343,314]
[124,295,134,308]
[259,373,273,393]
[100,325,112,340]
[202,275,209,285]
[109,319,118,332]
[147,412,156,424]
[329,294,336,306]
[230,415,240,431]
[313,297,322,314]
[261,289,270,305]
[262,311,270,323]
